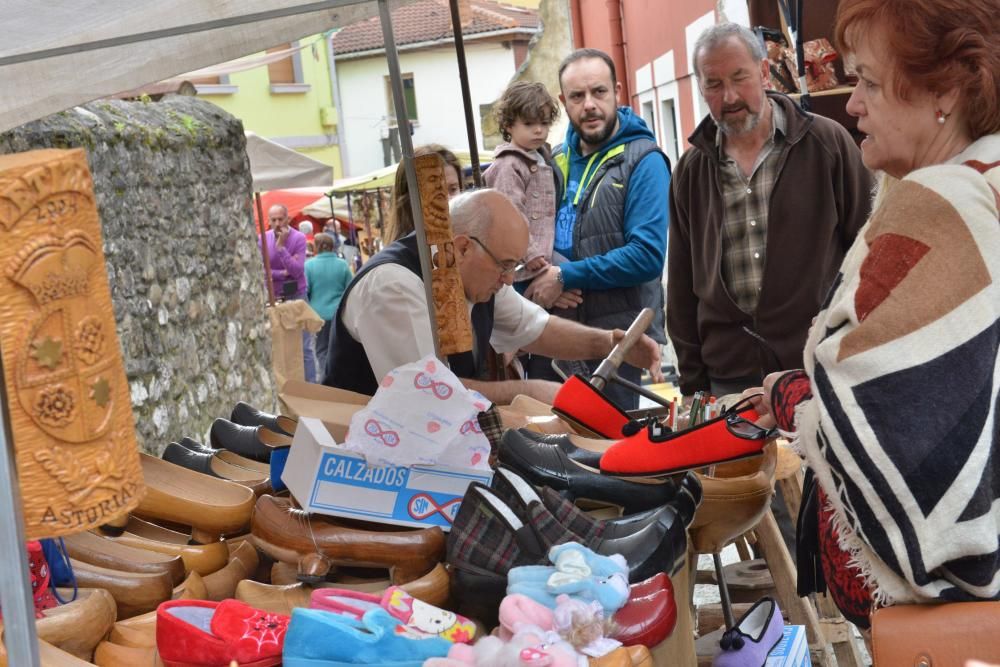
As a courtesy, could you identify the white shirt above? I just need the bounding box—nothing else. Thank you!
[341,264,549,380]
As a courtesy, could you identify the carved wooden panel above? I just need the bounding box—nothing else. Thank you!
[414,154,473,356]
[0,148,145,539]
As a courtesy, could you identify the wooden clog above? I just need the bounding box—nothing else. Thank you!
[108,610,156,648]
[258,561,450,611]
[135,453,255,543]
[64,530,185,585]
[171,571,208,600]
[26,588,117,662]
[71,559,173,619]
[101,531,229,576]
[216,450,270,475]
[202,541,258,601]
[93,640,162,667]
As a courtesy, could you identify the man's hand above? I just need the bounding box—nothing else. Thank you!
[525,256,550,273]
[524,266,563,308]
[276,225,290,248]
[615,330,664,384]
[552,289,583,310]
[522,379,562,405]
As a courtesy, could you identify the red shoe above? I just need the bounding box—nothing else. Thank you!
[552,374,631,438]
[156,599,289,667]
[612,573,676,647]
[27,541,59,618]
[599,399,773,477]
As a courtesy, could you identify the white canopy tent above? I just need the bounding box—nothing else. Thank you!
[0,0,386,134]
[245,131,333,191]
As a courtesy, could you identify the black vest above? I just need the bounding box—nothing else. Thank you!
[322,233,495,395]
[553,139,669,343]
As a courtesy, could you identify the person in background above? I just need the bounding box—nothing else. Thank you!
[298,220,315,258]
[667,23,873,401]
[485,81,561,294]
[306,232,353,375]
[525,48,671,410]
[260,203,317,382]
[750,0,1000,632]
[381,144,463,244]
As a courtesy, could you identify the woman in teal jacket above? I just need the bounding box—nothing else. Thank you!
[306,232,353,377]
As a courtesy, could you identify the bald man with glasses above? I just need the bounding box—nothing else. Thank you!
[323,189,662,404]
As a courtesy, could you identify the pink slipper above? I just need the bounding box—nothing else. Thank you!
[309,586,476,643]
[497,594,556,640]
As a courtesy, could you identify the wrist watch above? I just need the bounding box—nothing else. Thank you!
[555,267,564,285]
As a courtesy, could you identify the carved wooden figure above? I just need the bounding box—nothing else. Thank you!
[0,148,144,539]
[414,153,473,356]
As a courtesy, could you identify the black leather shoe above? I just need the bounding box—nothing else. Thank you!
[498,429,678,515]
[177,436,219,454]
[489,466,688,578]
[231,402,298,438]
[163,442,215,476]
[209,418,291,462]
[508,430,704,523]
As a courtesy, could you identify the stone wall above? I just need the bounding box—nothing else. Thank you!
[0,96,274,454]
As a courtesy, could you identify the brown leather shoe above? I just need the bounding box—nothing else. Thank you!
[237,561,451,615]
[71,559,173,619]
[250,494,445,585]
[135,453,256,543]
[30,588,116,661]
[202,541,258,601]
[64,530,185,585]
[94,640,163,667]
[98,531,229,576]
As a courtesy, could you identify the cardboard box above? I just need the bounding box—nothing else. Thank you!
[767,625,810,667]
[279,379,492,531]
[279,380,370,441]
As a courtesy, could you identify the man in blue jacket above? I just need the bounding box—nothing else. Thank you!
[525,48,670,409]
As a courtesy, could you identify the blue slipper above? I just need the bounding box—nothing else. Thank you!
[283,606,451,666]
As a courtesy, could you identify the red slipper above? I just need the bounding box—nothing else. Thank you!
[156,599,289,667]
[612,573,677,647]
[599,399,773,477]
[552,374,632,438]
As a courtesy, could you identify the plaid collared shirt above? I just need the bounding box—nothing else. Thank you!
[717,100,787,314]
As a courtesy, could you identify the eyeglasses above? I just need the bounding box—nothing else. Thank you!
[469,236,524,276]
[723,395,778,441]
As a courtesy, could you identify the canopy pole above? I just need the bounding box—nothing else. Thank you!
[379,0,442,359]
[448,0,482,187]
[0,350,41,667]
[255,193,276,306]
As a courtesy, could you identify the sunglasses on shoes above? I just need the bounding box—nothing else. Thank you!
[723,394,778,441]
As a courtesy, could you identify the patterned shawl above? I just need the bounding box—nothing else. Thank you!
[795,133,1000,605]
